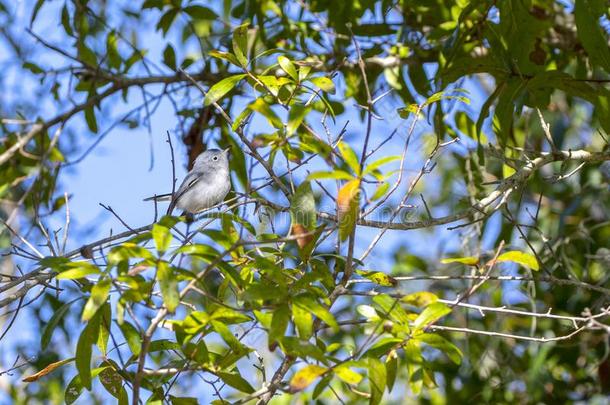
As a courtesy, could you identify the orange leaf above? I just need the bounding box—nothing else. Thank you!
[337,179,360,241]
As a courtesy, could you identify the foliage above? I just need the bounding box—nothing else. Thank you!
[1,0,610,404]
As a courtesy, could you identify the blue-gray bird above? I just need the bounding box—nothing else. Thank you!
[144,148,231,215]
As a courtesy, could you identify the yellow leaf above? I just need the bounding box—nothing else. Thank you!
[496,250,539,271]
[337,179,360,241]
[334,365,363,385]
[401,291,438,307]
[356,270,397,286]
[289,364,327,392]
[440,256,479,266]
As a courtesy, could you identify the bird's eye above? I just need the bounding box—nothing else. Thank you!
[212,156,218,161]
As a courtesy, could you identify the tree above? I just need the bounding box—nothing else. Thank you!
[1,0,610,403]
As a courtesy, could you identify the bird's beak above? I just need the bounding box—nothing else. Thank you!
[223,146,231,155]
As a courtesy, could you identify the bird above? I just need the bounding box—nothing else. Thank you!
[144,148,231,215]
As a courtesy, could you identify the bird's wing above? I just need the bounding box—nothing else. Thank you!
[143,193,173,202]
[167,171,203,215]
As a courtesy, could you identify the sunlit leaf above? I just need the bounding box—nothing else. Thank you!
[356,270,397,287]
[334,365,363,385]
[290,364,327,392]
[338,141,361,175]
[496,250,539,271]
[81,278,111,322]
[278,55,298,81]
[440,256,479,266]
[203,74,247,106]
[307,170,354,181]
[337,179,360,241]
[401,291,438,307]
[157,260,179,312]
[413,302,451,329]
[309,76,336,94]
[232,23,249,67]
[152,222,172,255]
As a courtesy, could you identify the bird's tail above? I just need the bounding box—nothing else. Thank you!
[143,193,173,202]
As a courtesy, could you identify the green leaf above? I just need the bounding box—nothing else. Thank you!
[413,302,451,329]
[84,106,98,133]
[204,74,247,106]
[440,256,479,265]
[278,55,298,81]
[217,371,255,394]
[363,156,401,176]
[575,0,610,72]
[338,141,361,175]
[78,42,97,66]
[106,31,120,69]
[352,23,396,37]
[368,357,386,405]
[30,0,45,25]
[41,299,78,350]
[496,250,539,271]
[337,179,360,241]
[119,321,141,357]
[287,104,310,135]
[290,181,317,231]
[23,61,44,74]
[162,44,176,70]
[356,270,397,287]
[293,294,338,331]
[157,261,179,312]
[312,374,332,399]
[292,301,313,339]
[416,333,463,365]
[65,367,107,404]
[371,183,390,201]
[309,76,336,94]
[76,315,100,390]
[307,170,354,181]
[157,9,178,35]
[455,111,487,144]
[99,366,129,403]
[152,223,172,255]
[386,352,398,392]
[290,365,327,392]
[248,98,283,128]
[372,294,411,326]
[208,50,241,67]
[81,278,111,322]
[183,5,218,20]
[96,303,111,356]
[269,304,290,347]
[56,262,100,280]
[107,243,155,266]
[232,23,249,67]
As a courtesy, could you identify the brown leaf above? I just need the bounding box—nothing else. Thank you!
[291,223,313,249]
[22,358,74,382]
